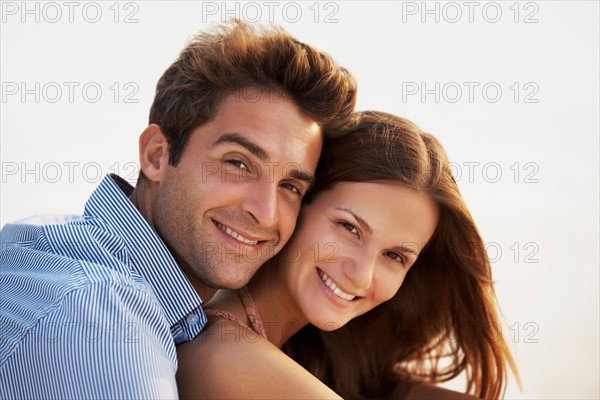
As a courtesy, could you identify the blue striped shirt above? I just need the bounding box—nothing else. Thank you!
[0,174,206,399]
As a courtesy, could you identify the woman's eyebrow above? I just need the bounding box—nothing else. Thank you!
[335,208,373,235]
[397,244,419,257]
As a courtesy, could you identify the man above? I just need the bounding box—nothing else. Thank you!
[0,21,356,398]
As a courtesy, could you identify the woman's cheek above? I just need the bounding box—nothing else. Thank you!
[377,270,406,303]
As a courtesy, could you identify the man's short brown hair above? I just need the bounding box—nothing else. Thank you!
[149,20,357,165]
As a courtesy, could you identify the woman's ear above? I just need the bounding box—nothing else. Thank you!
[138,124,169,182]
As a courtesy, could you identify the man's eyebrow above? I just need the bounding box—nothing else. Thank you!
[211,133,268,160]
[213,133,315,187]
[288,169,315,187]
[335,208,373,235]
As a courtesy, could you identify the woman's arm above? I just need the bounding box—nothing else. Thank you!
[176,319,342,399]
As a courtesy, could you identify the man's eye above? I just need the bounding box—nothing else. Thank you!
[385,251,406,265]
[281,182,302,196]
[338,221,359,236]
[226,160,248,170]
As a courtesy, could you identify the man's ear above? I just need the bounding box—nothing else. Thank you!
[139,124,169,183]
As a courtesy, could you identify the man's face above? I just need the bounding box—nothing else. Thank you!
[152,91,322,295]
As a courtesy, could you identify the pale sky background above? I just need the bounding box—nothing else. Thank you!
[1,1,598,398]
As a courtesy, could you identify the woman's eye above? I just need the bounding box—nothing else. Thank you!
[339,221,359,236]
[385,251,406,265]
[226,160,248,170]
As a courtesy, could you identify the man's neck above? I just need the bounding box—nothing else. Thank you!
[176,261,218,302]
[129,182,217,302]
[129,183,154,227]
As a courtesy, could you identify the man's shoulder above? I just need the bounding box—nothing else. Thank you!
[13,213,80,225]
[0,218,157,353]
[1,215,155,309]
[2,215,134,276]
[0,277,178,399]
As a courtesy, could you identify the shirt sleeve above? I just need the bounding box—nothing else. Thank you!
[0,280,179,399]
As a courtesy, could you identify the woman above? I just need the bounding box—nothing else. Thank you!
[176,111,519,399]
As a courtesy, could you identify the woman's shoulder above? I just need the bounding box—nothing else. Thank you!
[177,318,341,399]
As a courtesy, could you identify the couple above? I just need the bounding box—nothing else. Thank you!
[0,21,517,399]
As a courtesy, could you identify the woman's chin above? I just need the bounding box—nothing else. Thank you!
[309,317,349,332]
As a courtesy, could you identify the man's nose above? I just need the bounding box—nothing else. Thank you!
[242,181,279,228]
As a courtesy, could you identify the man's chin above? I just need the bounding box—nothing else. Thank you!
[208,266,260,290]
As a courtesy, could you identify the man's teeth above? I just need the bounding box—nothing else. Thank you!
[215,222,258,245]
[319,270,356,301]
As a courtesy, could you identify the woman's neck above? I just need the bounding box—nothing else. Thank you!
[246,255,309,348]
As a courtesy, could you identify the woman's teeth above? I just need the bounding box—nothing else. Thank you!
[318,270,356,301]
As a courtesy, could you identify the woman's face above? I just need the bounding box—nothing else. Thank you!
[281,181,439,331]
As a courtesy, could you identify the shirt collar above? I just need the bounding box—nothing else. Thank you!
[82,174,203,327]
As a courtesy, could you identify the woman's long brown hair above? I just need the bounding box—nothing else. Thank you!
[282,111,519,399]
